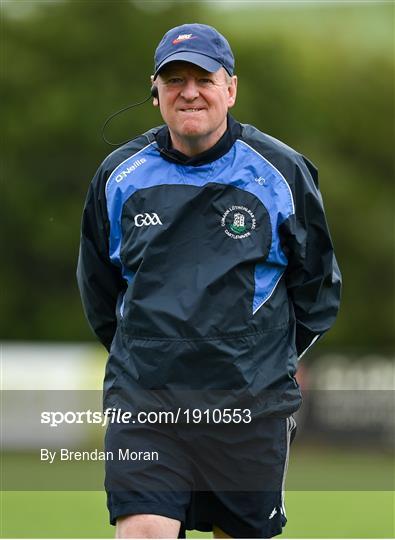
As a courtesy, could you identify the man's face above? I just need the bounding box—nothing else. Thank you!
[154,61,237,153]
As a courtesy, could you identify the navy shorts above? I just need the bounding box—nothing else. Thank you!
[105,415,297,538]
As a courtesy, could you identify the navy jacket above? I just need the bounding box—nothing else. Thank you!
[77,116,341,416]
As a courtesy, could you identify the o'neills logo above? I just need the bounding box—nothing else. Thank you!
[115,158,147,183]
[172,34,196,44]
[221,206,256,239]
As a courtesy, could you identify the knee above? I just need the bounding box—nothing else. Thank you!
[116,513,181,538]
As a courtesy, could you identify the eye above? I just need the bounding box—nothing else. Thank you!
[199,78,214,85]
[166,77,183,85]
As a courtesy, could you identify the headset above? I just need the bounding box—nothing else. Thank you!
[151,85,159,100]
[101,85,159,147]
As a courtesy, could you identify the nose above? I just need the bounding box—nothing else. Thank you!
[180,78,199,101]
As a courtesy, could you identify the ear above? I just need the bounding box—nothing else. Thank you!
[150,75,159,107]
[227,75,238,109]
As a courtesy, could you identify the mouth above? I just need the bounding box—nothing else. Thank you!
[179,108,205,113]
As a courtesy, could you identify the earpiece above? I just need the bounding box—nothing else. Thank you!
[151,85,159,99]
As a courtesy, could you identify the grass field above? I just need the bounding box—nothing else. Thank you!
[1,490,393,538]
[1,446,394,538]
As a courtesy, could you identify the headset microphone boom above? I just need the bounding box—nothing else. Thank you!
[101,86,158,147]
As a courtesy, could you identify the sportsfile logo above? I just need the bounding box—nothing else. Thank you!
[134,213,163,227]
[172,34,196,44]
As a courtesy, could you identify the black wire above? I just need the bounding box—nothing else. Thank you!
[101,94,152,147]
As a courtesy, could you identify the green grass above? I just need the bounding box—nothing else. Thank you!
[1,446,394,538]
[1,490,393,538]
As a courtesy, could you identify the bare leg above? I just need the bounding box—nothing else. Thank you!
[116,514,181,538]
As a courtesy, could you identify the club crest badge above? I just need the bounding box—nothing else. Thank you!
[221,206,256,239]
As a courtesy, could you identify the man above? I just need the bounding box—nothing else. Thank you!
[77,23,341,539]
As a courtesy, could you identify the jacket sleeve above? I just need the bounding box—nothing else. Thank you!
[76,168,123,351]
[280,154,342,359]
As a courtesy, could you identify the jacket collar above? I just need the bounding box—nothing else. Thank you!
[154,114,242,166]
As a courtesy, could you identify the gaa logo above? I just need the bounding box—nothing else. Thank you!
[134,213,163,227]
[221,206,256,239]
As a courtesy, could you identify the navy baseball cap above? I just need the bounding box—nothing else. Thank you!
[153,23,234,79]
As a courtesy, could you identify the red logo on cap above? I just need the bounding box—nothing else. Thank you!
[172,34,197,45]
